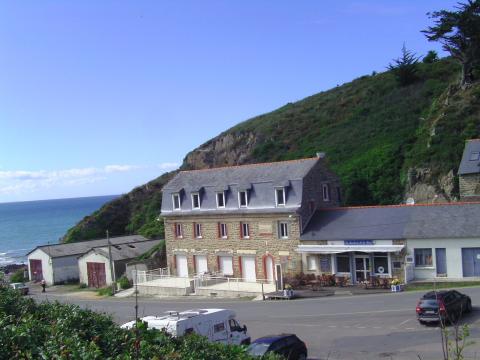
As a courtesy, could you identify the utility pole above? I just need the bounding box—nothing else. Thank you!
[107,230,116,294]
[134,264,139,360]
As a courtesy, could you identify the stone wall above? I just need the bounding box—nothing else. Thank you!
[459,173,480,201]
[165,213,302,280]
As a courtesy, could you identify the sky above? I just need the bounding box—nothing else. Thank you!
[0,1,457,203]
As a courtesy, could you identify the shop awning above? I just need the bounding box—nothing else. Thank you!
[296,244,404,254]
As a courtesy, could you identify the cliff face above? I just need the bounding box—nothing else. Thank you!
[63,58,480,243]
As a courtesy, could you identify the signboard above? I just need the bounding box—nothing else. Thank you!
[344,240,374,246]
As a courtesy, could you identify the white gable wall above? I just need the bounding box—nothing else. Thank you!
[27,249,54,285]
[52,255,80,284]
[78,251,114,286]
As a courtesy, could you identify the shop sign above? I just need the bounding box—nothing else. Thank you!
[344,240,375,245]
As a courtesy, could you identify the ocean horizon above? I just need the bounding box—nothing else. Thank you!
[0,194,118,266]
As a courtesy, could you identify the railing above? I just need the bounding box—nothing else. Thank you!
[194,274,275,292]
[132,268,170,285]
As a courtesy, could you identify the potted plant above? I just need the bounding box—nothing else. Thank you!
[390,278,403,292]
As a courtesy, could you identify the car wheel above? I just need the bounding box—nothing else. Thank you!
[297,353,307,360]
[466,300,472,313]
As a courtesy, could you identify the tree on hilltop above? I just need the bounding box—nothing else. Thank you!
[388,44,420,86]
[423,0,480,87]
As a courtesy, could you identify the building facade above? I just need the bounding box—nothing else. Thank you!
[459,139,480,201]
[161,155,341,283]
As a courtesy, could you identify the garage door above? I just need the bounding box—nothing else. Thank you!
[219,256,233,276]
[462,248,480,277]
[176,255,189,277]
[241,256,256,282]
[87,262,106,288]
[195,255,208,275]
[29,259,43,282]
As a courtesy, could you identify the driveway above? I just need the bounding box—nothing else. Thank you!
[31,285,480,359]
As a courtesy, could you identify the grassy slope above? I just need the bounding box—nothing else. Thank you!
[63,58,480,242]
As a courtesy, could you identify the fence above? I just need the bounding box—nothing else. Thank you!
[194,275,276,293]
[132,268,170,285]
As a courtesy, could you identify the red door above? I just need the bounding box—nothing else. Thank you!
[29,259,43,282]
[86,262,106,288]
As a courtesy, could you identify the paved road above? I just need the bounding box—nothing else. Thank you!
[32,286,480,360]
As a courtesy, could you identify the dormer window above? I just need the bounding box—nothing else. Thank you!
[470,152,480,161]
[322,184,330,202]
[238,190,248,207]
[275,187,285,207]
[216,192,225,208]
[191,193,200,209]
[172,193,181,210]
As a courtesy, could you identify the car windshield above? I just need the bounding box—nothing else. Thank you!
[420,299,439,306]
[247,342,270,356]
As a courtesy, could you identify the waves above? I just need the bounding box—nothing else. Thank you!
[0,248,29,266]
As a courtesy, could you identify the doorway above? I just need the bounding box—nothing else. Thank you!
[355,255,370,282]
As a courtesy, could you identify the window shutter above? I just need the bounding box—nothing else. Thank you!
[193,222,196,237]
[240,222,243,238]
[173,223,177,239]
[217,223,221,238]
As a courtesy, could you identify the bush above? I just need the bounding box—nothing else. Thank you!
[117,275,131,290]
[97,286,114,296]
[9,268,26,283]
[79,283,87,289]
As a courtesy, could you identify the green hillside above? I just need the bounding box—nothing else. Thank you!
[63,57,480,243]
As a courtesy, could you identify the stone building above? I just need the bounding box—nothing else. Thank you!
[160,155,341,284]
[459,139,480,201]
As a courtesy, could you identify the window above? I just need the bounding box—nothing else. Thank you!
[275,187,285,206]
[414,248,433,267]
[174,223,183,238]
[373,253,389,274]
[241,222,250,238]
[336,255,350,273]
[229,319,242,332]
[238,191,248,207]
[214,322,225,333]
[172,193,181,210]
[307,256,317,271]
[191,193,200,209]
[322,184,330,201]
[216,192,225,208]
[278,222,288,238]
[194,223,202,238]
[219,223,228,238]
[470,151,480,161]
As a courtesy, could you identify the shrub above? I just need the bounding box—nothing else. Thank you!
[117,275,131,290]
[79,283,87,289]
[9,268,26,283]
[97,286,114,296]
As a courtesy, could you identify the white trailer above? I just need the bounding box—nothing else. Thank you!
[121,308,250,345]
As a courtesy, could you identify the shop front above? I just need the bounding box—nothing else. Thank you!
[297,240,404,284]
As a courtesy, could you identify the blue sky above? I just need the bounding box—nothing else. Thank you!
[0,1,456,202]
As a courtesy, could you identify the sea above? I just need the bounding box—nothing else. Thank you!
[0,195,118,266]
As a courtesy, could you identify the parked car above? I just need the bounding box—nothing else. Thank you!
[416,290,472,324]
[9,282,29,295]
[121,308,250,345]
[247,334,307,360]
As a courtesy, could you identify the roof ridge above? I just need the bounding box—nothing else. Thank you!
[38,234,145,248]
[178,157,319,173]
[320,201,480,211]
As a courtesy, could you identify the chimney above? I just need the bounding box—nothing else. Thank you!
[316,152,326,159]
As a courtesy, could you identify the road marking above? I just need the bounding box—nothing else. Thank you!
[328,325,337,328]
[405,327,415,330]
[373,326,382,329]
[270,308,412,318]
[357,326,366,329]
[398,319,411,326]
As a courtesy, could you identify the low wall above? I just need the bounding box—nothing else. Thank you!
[137,284,193,296]
[195,288,262,298]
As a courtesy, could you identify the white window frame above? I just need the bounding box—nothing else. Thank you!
[195,223,203,239]
[238,190,248,208]
[175,223,183,238]
[307,256,317,271]
[275,187,285,207]
[191,192,200,210]
[242,223,250,239]
[220,223,228,238]
[172,193,181,210]
[216,191,225,208]
[278,221,288,239]
[414,248,433,267]
[322,183,330,202]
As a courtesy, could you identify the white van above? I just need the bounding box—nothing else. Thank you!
[121,308,251,345]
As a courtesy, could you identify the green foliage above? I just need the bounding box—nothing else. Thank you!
[97,287,114,296]
[0,285,281,359]
[388,44,420,86]
[423,50,439,64]
[136,240,165,261]
[117,276,131,290]
[79,283,87,289]
[9,269,26,283]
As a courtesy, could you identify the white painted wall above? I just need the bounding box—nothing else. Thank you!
[406,238,480,280]
[78,251,114,286]
[27,249,54,285]
[52,256,80,284]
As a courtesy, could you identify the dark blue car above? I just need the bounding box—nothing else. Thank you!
[247,334,307,360]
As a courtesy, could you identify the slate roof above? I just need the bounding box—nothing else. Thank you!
[80,239,161,261]
[161,157,320,215]
[300,202,480,241]
[27,235,147,258]
[458,139,480,175]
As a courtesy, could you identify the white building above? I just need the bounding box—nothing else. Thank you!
[26,235,147,285]
[298,202,480,283]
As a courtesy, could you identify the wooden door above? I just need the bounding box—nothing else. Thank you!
[29,259,43,282]
[87,262,106,288]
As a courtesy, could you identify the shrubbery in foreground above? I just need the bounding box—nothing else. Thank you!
[0,286,279,359]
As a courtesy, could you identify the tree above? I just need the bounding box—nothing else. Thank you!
[387,44,420,86]
[423,50,439,63]
[423,0,480,87]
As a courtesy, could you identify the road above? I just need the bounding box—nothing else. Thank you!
[32,286,480,360]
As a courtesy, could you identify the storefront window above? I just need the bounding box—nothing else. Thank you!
[414,248,433,267]
[373,253,389,275]
[336,255,350,273]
